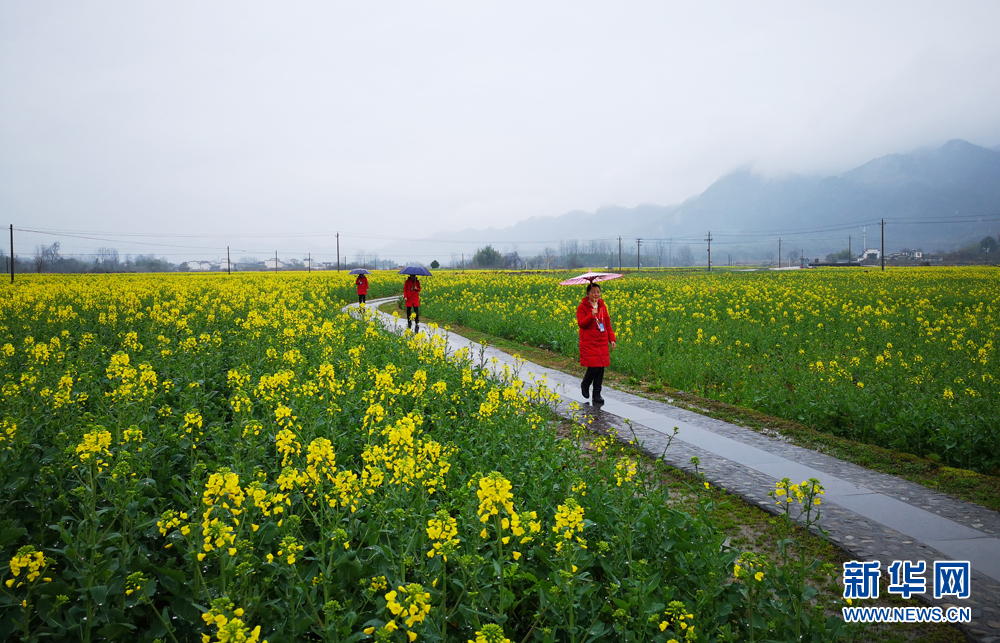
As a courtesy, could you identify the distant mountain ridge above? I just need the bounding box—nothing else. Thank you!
[393,140,1000,261]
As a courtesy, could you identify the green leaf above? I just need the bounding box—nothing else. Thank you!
[0,527,27,547]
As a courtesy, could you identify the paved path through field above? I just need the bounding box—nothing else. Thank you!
[352,297,1000,641]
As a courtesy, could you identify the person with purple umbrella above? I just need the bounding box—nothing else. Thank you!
[355,273,369,305]
[404,274,421,332]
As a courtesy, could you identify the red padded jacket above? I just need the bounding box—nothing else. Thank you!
[403,276,421,306]
[576,297,616,367]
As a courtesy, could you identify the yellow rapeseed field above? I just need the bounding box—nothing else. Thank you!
[0,272,852,642]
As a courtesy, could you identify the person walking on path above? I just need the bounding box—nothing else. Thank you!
[355,274,369,305]
[577,282,616,404]
[403,274,421,332]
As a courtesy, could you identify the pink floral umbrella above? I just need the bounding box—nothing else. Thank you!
[558,270,624,286]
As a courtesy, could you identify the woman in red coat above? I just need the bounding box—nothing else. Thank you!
[355,274,369,305]
[577,282,616,404]
[403,275,421,331]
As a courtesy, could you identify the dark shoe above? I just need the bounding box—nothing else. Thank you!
[581,382,589,399]
[593,394,605,404]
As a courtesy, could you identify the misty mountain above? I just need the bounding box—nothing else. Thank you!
[389,140,1000,262]
[657,139,1000,255]
[430,203,680,246]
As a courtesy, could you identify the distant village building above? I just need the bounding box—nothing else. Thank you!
[264,258,285,270]
[861,248,881,260]
[187,261,216,271]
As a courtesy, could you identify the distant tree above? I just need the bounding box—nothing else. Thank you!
[543,247,556,269]
[472,245,504,269]
[132,254,173,272]
[95,247,119,271]
[430,260,440,269]
[655,241,666,267]
[503,250,521,269]
[34,242,61,273]
[560,239,580,268]
[676,245,694,267]
[824,249,852,263]
[981,236,997,254]
[237,256,260,271]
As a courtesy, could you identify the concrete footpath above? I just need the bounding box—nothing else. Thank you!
[354,297,1000,641]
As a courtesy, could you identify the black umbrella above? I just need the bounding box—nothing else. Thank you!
[349,268,371,275]
[398,266,432,276]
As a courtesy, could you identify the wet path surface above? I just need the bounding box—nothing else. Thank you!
[353,297,1000,641]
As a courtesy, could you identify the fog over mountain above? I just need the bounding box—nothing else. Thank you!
[390,140,1000,263]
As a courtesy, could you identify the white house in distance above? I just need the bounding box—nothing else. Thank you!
[187,261,216,271]
[264,258,285,270]
[861,248,881,260]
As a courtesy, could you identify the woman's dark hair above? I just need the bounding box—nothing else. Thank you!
[586,282,600,294]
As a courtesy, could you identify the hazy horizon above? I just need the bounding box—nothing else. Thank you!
[3,2,1000,263]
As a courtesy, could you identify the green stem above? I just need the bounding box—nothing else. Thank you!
[151,606,182,643]
[567,550,576,643]
[494,513,504,617]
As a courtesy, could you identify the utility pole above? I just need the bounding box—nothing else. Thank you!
[308,253,311,273]
[336,233,340,271]
[636,238,642,271]
[706,232,712,271]
[9,224,13,284]
[227,246,231,275]
[881,219,885,272]
[848,235,852,263]
[618,236,622,272]
[274,251,278,273]
[668,239,673,268]
[462,253,465,272]
[863,226,867,254]
[778,238,781,268]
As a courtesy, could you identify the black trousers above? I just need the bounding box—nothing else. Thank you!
[582,366,605,396]
[406,305,420,328]
[358,294,366,304]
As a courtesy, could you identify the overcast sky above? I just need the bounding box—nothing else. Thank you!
[2,1,999,262]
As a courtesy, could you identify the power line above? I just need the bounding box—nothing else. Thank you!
[14,210,1000,260]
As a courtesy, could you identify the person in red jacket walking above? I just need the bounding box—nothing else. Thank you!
[577,282,616,404]
[355,274,369,305]
[403,275,421,331]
